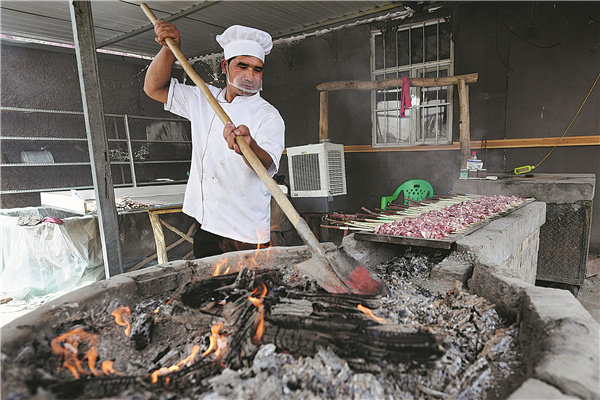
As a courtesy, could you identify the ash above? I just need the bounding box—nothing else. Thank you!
[200,250,525,400]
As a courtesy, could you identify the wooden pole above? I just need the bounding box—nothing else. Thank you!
[148,211,168,264]
[458,79,471,168]
[316,73,478,92]
[319,91,329,142]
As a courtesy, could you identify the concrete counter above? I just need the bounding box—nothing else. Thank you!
[452,173,595,204]
[452,173,595,290]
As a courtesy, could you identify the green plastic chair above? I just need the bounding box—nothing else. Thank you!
[380,179,434,209]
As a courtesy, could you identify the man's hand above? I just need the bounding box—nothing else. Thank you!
[222,122,274,170]
[154,20,181,48]
[223,122,252,155]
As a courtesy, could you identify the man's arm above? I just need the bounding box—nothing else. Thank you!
[223,122,274,170]
[143,20,181,104]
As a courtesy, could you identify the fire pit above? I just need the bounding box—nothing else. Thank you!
[2,202,598,399]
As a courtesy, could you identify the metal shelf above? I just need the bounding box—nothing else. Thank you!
[0,136,191,144]
[1,106,191,194]
[1,180,189,195]
[0,106,186,122]
[1,160,191,167]
[1,162,92,167]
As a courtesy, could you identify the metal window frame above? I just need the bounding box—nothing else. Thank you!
[0,106,191,195]
[370,18,454,148]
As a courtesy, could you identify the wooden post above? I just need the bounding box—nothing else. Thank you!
[458,79,471,169]
[148,211,168,265]
[70,0,123,277]
[319,91,329,142]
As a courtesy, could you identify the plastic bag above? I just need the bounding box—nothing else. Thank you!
[0,207,103,299]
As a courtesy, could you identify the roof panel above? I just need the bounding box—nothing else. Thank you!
[1,1,403,58]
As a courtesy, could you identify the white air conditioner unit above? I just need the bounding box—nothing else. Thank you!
[286,142,347,198]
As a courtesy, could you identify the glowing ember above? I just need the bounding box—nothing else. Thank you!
[357,304,387,323]
[101,360,116,375]
[248,283,268,342]
[151,345,201,384]
[111,306,131,336]
[50,327,116,379]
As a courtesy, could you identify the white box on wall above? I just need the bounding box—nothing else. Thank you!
[286,142,346,198]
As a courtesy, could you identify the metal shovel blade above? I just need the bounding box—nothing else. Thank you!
[296,248,389,295]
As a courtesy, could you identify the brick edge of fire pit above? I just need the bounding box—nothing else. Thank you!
[431,202,598,400]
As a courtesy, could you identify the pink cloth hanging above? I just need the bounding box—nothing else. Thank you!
[400,75,411,118]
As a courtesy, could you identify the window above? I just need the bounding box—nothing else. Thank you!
[371,18,453,147]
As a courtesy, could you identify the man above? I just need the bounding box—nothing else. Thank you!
[144,22,285,258]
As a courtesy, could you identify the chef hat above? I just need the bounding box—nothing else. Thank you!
[216,25,273,62]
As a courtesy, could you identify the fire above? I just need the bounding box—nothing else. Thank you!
[150,345,201,384]
[111,306,131,336]
[357,304,387,323]
[202,321,227,359]
[101,360,116,374]
[213,258,229,276]
[51,327,117,379]
[248,283,268,342]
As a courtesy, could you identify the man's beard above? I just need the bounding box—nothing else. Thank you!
[226,72,262,95]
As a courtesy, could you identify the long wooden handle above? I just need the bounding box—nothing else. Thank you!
[140,3,324,254]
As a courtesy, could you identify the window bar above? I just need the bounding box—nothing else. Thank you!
[408,27,412,67]
[370,33,375,146]
[436,21,440,144]
[421,22,426,144]
[383,33,388,146]
[123,114,138,188]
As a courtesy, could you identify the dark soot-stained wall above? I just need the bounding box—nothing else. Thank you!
[1,2,598,251]
[262,2,599,252]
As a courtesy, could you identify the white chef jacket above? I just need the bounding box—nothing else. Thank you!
[165,78,285,244]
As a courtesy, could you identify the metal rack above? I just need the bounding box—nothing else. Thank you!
[1,106,192,195]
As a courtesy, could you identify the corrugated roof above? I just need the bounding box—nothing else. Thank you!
[0,1,406,58]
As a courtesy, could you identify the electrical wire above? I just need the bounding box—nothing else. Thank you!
[534,71,600,169]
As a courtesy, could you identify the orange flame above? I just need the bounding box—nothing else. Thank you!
[202,321,226,359]
[213,258,228,276]
[248,283,268,342]
[51,327,118,379]
[101,360,116,374]
[357,304,387,323]
[151,345,201,384]
[111,306,131,336]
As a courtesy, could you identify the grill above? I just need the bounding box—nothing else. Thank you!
[291,153,321,191]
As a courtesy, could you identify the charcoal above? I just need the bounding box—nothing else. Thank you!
[129,313,154,351]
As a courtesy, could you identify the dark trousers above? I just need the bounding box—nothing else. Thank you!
[193,223,270,259]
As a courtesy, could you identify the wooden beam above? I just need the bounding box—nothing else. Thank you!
[316,73,479,91]
[319,91,329,142]
[458,79,471,168]
[336,135,600,153]
[70,0,123,277]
